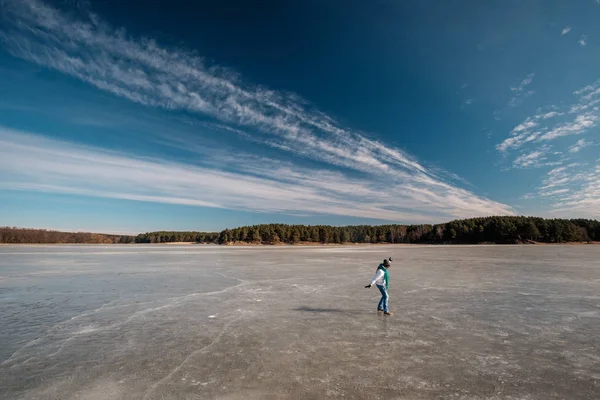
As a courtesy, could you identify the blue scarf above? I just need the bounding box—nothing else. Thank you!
[377,264,389,289]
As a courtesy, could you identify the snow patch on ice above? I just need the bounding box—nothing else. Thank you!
[74,326,99,335]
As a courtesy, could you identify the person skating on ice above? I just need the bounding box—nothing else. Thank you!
[365,257,393,316]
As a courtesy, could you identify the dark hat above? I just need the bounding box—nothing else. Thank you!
[383,259,391,267]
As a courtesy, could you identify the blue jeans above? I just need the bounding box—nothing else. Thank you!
[377,284,389,312]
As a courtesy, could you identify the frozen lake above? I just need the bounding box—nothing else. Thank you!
[1,245,599,399]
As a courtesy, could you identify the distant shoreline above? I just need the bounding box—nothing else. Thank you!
[225,241,600,246]
[1,241,598,246]
[4,217,599,245]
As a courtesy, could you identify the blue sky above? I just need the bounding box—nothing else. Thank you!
[0,0,598,234]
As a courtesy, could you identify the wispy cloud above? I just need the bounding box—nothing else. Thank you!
[460,98,475,110]
[541,111,562,119]
[0,0,401,176]
[513,151,544,168]
[508,73,535,107]
[0,128,514,222]
[497,74,600,215]
[538,164,581,195]
[568,139,592,153]
[561,26,572,36]
[497,79,600,153]
[512,119,538,133]
[0,0,516,222]
[538,113,597,141]
[512,146,554,168]
[579,34,588,46]
[541,163,600,218]
[510,74,535,92]
[496,117,541,152]
[521,159,600,219]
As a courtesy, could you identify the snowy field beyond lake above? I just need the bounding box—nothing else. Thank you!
[1,245,599,399]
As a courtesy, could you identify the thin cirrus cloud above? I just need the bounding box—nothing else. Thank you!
[513,150,544,168]
[512,146,556,169]
[0,0,515,222]
[568,139,592,153]
[542,163,600,218]
[561,26,571,36]
[508,73,535,107]
[497,81,600,153]
[0,128,514,222]
[510,73,535,92]
[0,0,420,178]
[496,74,600,217]
[541,111,563,119]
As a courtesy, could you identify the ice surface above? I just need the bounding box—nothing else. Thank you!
[1,244,599,399]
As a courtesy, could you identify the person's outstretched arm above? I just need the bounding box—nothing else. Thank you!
[365,269,384,288]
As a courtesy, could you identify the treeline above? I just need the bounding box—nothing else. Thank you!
[216,217,600,245]
[3,217,599,245]
[134,231,219,243]
[0,227,218,244]
[0,227,135,244]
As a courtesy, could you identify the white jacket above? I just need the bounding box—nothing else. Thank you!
[370,268,387,287]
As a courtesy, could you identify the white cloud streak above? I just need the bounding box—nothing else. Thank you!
[497,80,600,153]
[512,119,538,133]
[508,73,535,107]
[510,73,535,93]
[0,0,421,178]
[513,146,553,168]
[541,111,562,119]
[568,139,592,153]
[0,129,514,224]
[0,0,517,222]
[579,34,588,46]
[513,151,543,168]
[543,163,600,218]
[496,117,541,152]
[497,74,600,215]
[0,128,417,221]
[561,26,571,36]
[538,113,597,141]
